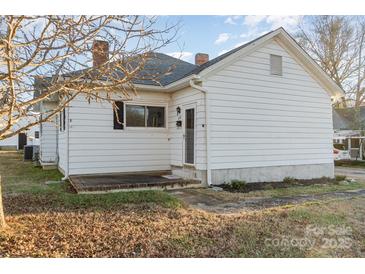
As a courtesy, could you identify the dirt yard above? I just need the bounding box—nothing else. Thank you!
[1,151,365,257]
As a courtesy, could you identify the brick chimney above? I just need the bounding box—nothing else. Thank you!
[195,53,209,66]
[92,40,109,67]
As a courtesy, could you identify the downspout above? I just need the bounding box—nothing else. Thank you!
[189,76,212,186]
[55,114,59,168]
[62,106,70,180]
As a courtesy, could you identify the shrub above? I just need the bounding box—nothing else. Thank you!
[229,179,247,191]
[335,175,347,182]
[263,184,274,190]
[283,176,297,184]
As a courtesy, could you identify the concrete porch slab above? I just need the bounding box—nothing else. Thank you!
[69,172,202,194]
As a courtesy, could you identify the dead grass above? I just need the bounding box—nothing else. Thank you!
[0,151,365,257]
[1,198,364,257]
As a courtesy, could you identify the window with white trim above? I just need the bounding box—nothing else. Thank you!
[126,104,165,128]
[270,54,283,76]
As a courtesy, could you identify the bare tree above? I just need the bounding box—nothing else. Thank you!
[0,15,178,228]
[0,15,177,139]
[0,177,5,228]
[297,16,365,128]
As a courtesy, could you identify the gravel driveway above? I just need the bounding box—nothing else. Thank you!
[335,166,365,181]
[169,188,365,213]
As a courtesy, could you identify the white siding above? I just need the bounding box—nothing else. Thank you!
[168,86,206,170]
[40,117,58,164]
[67,91,171,175]
[0,119,39,148]
[0,134,18,148]
[26,124,40,146]
[204,40,333,170]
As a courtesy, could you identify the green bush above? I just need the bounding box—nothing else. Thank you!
[283,176,297,184]
[228,179,247,191]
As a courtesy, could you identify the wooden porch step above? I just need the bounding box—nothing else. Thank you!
[69,173,201,194]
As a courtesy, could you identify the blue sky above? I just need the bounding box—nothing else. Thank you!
[160,15,302,63]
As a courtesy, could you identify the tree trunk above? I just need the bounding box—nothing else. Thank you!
[0,176,6,229]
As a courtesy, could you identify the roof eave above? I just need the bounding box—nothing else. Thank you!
[133,74,197,92]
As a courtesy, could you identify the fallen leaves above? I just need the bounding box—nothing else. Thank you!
[1,197,365,257]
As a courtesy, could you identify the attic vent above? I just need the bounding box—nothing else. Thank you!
[270,54,282,76]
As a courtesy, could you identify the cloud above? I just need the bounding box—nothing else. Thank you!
[224,17,236,25]
[167,51,193,62]
[242,15,302,31]
[265,16,302,31]
[224,16,242,25]
[240,30,268,40]
[243,15,267,28]
[214,33,231,45]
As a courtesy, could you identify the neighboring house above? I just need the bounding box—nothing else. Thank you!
[36,28,343,185]
[333,107,365,160]
[0,120,40,150]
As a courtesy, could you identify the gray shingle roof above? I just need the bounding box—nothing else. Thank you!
[130,52,197,86]
[61,52,197,86]
[59,29,277,87]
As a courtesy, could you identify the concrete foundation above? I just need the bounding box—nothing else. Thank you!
[39,160,58,170]
[171,165,207,185]
[211,163,334,185]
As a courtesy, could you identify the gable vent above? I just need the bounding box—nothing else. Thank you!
[270,54,282,76]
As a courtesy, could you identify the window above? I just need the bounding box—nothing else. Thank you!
[126,105,145,127]
[59,109,66,132]
[59,112,62,131]
[62,109,66,131]
[270,54,282,76]
[35,131,39,139]
[147,106,165,127]
[113,101,124,130]
[126,104,165,128]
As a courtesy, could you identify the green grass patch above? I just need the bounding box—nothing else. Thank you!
[335,160,365,168]
[53,184,181,209]
[0,151,181,209]
[240,181,365,198]
[287,207,347,226]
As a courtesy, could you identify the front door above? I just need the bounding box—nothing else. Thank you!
[184,108,195,164]
[18,132,27,150]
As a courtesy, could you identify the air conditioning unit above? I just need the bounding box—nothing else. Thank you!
[32,145,40,162]
[23,145,33,161]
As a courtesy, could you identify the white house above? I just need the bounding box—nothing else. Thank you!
[37,28,344,185]
[333,107,365,160]
[0,119,40,150]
